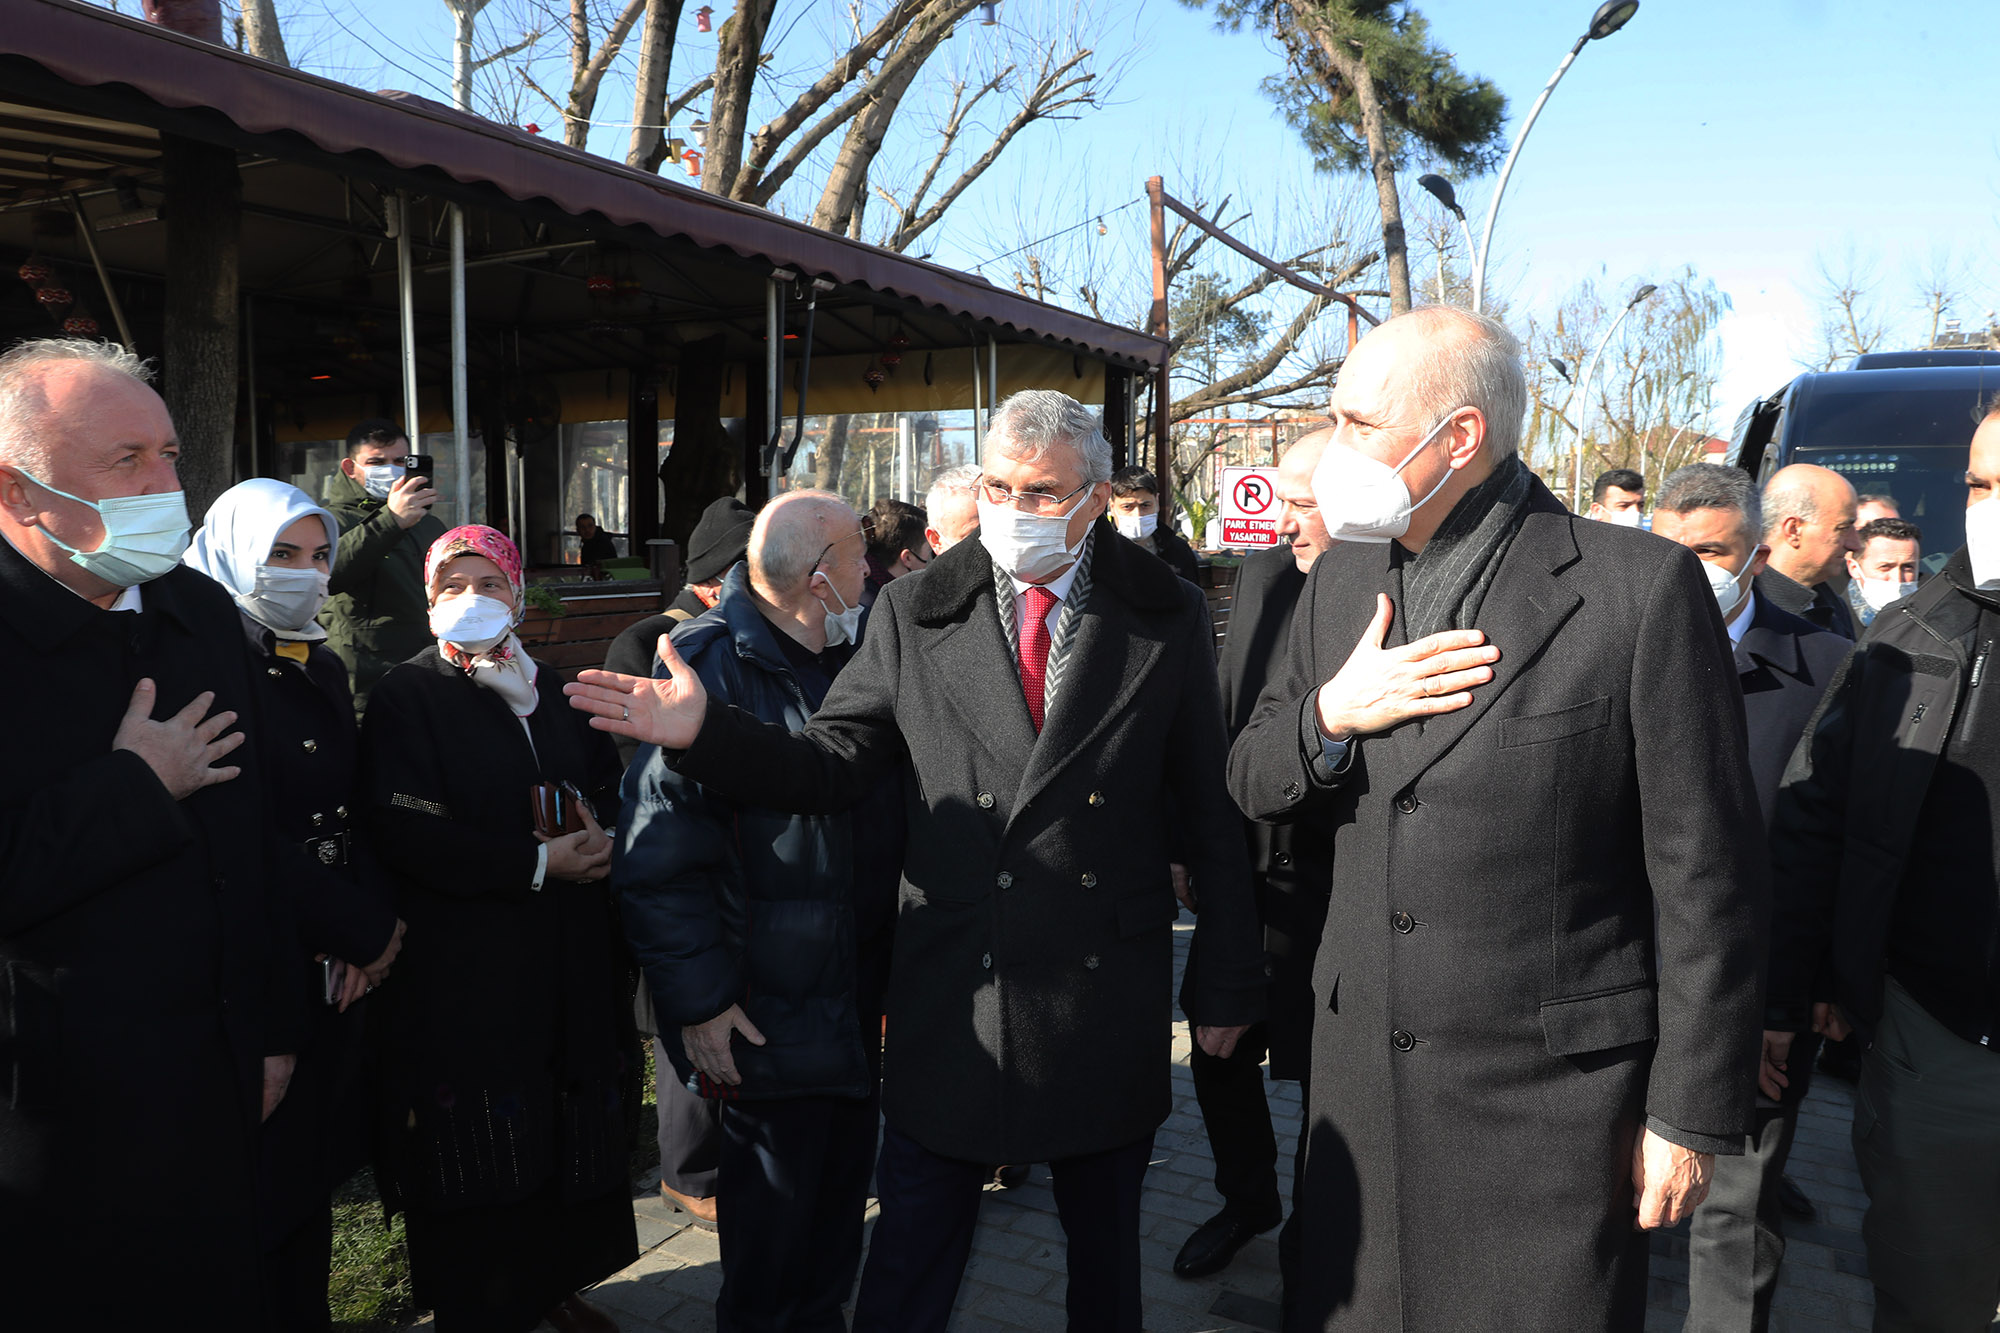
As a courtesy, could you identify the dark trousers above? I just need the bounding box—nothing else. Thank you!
[853,1127,1154,1333]
[1855,978,2000,1332]
[261,1205,335,1333]
[1189,1020,1283,1226]
[655,1037,723,1197]
[1685,1032,1821,1332]
[715,1084,880,1333]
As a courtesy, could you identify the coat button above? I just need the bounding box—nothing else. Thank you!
[1395,793,1418,814]
[302,738,319,754]
[1283,780,1302,800]
[1392,911,1415,934]
[1263,960,1277,978]
[1392,1029,1416,1052]
[1088,791,1106,807]
[266,666,283,677]
[996,871,1013,889]
[336,805,349,819]
[976,792,995,809]
[310,813,326,828]
[1273,852,1292,867]
[1080,872,1097,888]
[981,952,993,970]
[1083,955,1100,970]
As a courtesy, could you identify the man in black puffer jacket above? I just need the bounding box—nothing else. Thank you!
[615,490,895,1333]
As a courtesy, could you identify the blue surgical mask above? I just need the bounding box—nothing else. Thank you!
[359,463,404,501]
[13,468,190,587]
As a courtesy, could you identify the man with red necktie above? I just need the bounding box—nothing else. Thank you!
[568,389,1263,1333]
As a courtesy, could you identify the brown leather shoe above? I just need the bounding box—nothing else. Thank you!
[546,1294,619,1333]
[661,1181,719,1227]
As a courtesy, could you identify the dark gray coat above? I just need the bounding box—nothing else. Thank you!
[1228,480,1767,1332]
[671,529,1264,1164]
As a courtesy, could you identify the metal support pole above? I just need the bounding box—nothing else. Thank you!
[1146,176,1173,521]
[393,192,420,442]
[986,337,999,422]
[897,415,915,502]
[971,341,984,454]
[66,192,136,352]
[763,275,782,476]
[244,296,259,477]
[1473,34,1588,313]
[449,203,470,526]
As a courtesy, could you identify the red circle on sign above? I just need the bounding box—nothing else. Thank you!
[1233,475,1273,515]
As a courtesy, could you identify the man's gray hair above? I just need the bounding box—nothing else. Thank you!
[1658,463,1762,545]
[1398,306,1527,461]
[924,463,982,516]
[749,489,858,594]
[984,389,1113,484]
[0,338,155,476]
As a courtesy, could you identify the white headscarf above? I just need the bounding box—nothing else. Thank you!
[183,478,338,641]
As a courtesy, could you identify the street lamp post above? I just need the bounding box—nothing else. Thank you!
[1570,282,1656,511]
[1417,174,1479,304]
[1472,0,1640,313]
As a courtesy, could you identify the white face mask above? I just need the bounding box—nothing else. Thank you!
[359,463,404,501]
[1113,511,1160,541]
[428,592,515,652]
[1309,410,1460,544]
[1857,574,1918,611]
[816,575,864,647]
[1603,508,1644,529]
[15,468,190,587]
[1967,495,2000,589]
[240,565,331,635]
[1703,555,1754,619]
[977,486,1094,583]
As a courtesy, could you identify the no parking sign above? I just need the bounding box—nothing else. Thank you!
[1217,466,1280,548]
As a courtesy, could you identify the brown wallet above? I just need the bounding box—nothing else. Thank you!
[530,780,589,839]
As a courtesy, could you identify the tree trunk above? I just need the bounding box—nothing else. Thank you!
[160,135,241,522]
[816,414,849,492]
[240,0,288,65]
[704,0,778,196]
[625,0,685,170]
[1306,25,1411,316]
[811,55,923,235]
[657,335,742,547]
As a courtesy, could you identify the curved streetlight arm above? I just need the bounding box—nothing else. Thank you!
[1472,32,1589,314]
[1569,298,1640,510]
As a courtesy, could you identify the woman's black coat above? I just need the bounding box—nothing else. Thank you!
[242,625,398,1243]
[359,649,635,1216]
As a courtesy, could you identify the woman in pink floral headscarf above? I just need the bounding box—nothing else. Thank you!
[357,525,637,1333]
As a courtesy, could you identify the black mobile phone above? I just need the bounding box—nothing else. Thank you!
[403,453,435,484]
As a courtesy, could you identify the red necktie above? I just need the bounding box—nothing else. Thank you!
[1019,586,1058,733]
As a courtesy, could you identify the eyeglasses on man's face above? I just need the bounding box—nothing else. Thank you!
[814,524,869,573]
[978,477,1093,516]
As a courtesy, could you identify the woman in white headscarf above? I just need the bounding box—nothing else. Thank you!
[183,477,405,1330]
[357,524,635,1333]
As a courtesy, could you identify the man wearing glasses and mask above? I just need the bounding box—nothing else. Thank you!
[1228,306,1765,1333]
[569,390,1262,1333]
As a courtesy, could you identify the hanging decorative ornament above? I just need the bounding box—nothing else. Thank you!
[586,272,614,296]
[17,259,51,285]
[881,348,903,370]
[586,318,618,338]
[863,363,886,391]
[888,331,911,352]
[36,287,71,308]
[978,2,999,24]
[617,274,641,296]
[1096,218,1107,236]
[684,150,704,179]
[522,123,542,136]
[666,137,685,164]
[694,5,713,32]
[62,315,99,336]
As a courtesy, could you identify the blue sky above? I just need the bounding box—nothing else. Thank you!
[282,0,1999,434]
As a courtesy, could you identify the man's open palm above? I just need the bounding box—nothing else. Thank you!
[565,633,709,750]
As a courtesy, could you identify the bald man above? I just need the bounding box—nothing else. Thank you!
[1175,429,1336,1295]
[1757,464,1863,640]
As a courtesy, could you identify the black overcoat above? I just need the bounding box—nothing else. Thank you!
[669,530,1265,1165]
[1211,544,1332,1081]
[358,651,637,1220]
[0,541,290,1328]
[1228,481,1767,1332]
[1733,593,1851,825]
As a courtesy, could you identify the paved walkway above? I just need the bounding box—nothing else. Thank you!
[531,924,1888,1332]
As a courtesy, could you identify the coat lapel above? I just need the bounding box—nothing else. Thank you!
[1010,591,1165,821]
[1374,507,1582,792]
[906,536,1040,780]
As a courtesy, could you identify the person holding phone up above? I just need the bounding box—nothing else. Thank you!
[319,417,445,718]
[358,524,635,1333]
[182,478,406,1330]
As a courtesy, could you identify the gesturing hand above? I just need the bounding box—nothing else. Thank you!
[683,1003,767,1087]
[1631,1127,1712,1229]
[386,474,438,530]
[113,679,245,800]
[1314,594,1500,742]
[540,804,612,882]
[564,633,710,752]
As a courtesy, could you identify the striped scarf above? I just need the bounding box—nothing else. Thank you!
[994,528,1096,719]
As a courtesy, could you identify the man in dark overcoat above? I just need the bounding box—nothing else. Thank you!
[0,339,294,1329]
[1228,307,1766,1332]
[1174,428,1335,1291]
[568,389,1264,1333]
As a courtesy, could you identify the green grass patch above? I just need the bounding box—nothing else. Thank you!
[329,1169,414,1331]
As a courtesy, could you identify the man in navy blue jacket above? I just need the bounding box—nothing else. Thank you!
[615,490,896,1332]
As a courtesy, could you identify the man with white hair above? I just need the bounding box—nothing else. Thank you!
[617,490,896,1331]
[569,389,1263,1332]
[922,462,982,554]
[1229,307,1766,1331]
[0,339,293,1328]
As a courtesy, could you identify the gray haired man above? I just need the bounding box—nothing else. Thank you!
[922,462,982,554]
[569,389,1264,1332]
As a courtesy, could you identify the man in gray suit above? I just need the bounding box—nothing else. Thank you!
[568,390,1263,1333]
[1229,306,1765,1332]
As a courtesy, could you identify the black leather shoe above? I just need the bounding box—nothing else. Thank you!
[1173,1208,1280,1279]
[1777,1174,1817,1223]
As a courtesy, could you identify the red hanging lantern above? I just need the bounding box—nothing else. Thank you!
[586,272,615,296]
[863,364,886,391]
[684,150,704,179]
[35,287,71,308]
[17,260,51,285]
[62,315,99,336]
[881,349,902,369]
[694,5,713,32]
[888,332,911,351]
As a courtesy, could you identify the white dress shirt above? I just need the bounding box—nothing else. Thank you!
[1006,559,1083,647]
[1726,590,1756,648]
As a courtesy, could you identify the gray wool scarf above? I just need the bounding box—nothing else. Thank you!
[1401,454,1533,640]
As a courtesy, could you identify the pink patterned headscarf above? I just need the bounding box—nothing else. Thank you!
[425,524,525,606]
[424,525,533,695]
